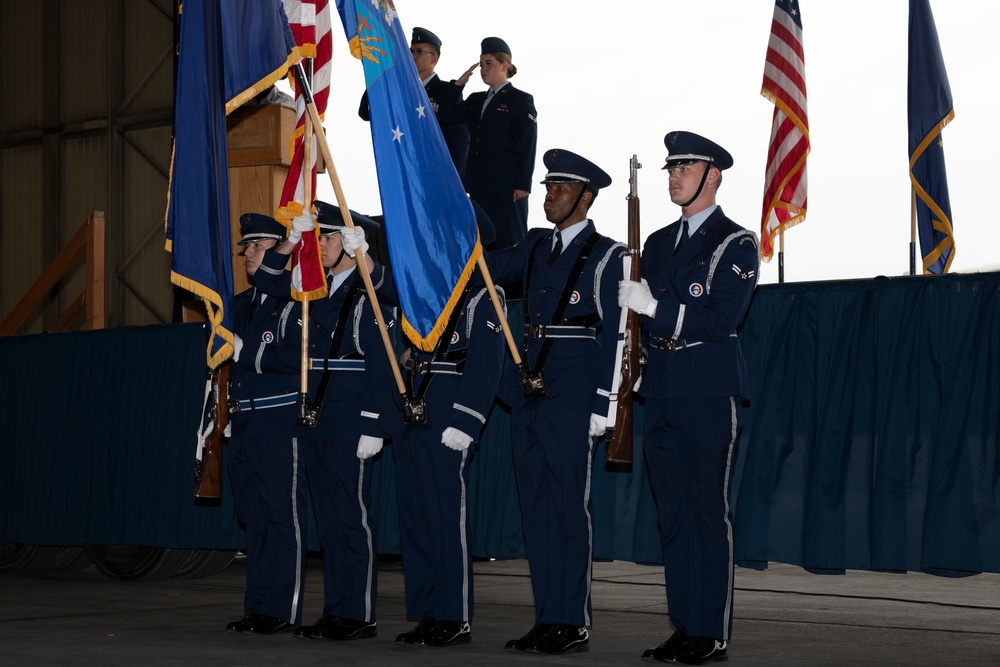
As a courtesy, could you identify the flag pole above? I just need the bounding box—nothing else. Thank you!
[299,81,313,410]
[293,64,406,395]
[909,188,918,275]
[778,232,785,283]
[476,255,523,365]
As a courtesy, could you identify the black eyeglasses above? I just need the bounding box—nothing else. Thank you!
[410,48,435,56]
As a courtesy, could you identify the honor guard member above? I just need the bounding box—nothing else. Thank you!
[618,131,758,665]
[365,202,505,648]
[459,36,538,253]
[226,213,303,635]
[252,201,395,642]
[484,149,626,654]
[359,27,470,182]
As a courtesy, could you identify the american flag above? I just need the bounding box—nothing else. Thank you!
[760,0,809,262]
[277,0,332,300]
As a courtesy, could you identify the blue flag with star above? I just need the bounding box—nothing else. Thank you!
[334,0,480,351]
[908,0,955,274]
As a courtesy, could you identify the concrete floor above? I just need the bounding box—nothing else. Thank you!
[2,556,999,666]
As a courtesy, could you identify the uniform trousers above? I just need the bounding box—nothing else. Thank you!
[227,433,307,624]
[643,396,741,640]
[393,425,475,622]
[509,360,597,627]
[298,432,377,623]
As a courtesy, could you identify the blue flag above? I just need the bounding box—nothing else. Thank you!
[334,0,480,351]
[908,0,955,275]
[166,0,297,367]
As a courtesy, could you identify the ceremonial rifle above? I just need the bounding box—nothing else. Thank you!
[194,361,230,499]
[606,155,642,464]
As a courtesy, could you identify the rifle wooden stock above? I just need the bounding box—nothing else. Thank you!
[194,362,230,499]
[607,156,642,464]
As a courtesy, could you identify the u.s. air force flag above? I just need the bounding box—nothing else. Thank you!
[334,0,479,351]
[166,0,298,367]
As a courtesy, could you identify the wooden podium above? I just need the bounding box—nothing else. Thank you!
[226,102,295,295]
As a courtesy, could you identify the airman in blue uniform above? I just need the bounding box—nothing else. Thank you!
[359,27,470,182]
[485,149,626,654]
[251,202,396,642]
[460,37,538,254]
[225,213,303,635]
[618,131,759,665]
[367,202,506,648]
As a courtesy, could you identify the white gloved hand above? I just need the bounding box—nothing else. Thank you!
[341,226,369,255]
[441,427,473,452]
[589,413,608,438]
[233,334,244,362]
[287,212,317,245]
[618,279,658,317]
[357,434,384,459]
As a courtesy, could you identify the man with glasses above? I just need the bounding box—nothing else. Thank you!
[359,27,469,182]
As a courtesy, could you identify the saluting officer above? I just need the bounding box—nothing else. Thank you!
[359,27,470,182]
[365,203,506,648]
[459,36,538,253]
[226,213,303,635]
[484,149,626,654]
[618,131,759,665]
[251,201,395,642]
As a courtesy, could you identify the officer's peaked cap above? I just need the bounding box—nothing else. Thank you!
[237,213,286,245]
[481,36,511,57]
[540,148,612,190]
[411,27,441,49]
[662,131,733,171]
[313,200,380,235]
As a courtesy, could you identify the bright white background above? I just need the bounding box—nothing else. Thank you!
[311,1,998,284]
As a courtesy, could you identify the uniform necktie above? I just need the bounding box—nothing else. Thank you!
[481,89,496,118]
[675,219,689,256]
[547,231,563,266]
[249,290,261,319]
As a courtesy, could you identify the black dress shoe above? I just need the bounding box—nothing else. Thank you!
[318,617,377,641]
[504,622,554,651]
[641,630,689,662]
[292,614,339,639]
[673,635,728,665]
[395,617,436,644]
[423,620,471,647]
[225,614,293,634]
[534,624,590,654]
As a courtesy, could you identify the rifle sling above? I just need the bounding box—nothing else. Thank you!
[525,231,602,373]
[311,283,361,412]
[408,287,471,401]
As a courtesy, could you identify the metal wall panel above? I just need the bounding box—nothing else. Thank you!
[61,1,109,124]
[0,3,44,133]
[1,147,45,332]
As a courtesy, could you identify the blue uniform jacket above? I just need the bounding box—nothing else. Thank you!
[251,252,397,439]
[464,83,537,195]
[639,207,759,400]
[486,222,626,417]
[229,288,299,438]
[372,286,506,442]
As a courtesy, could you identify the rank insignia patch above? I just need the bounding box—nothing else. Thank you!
[732,264,756,281]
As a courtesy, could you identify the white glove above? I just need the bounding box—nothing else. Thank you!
[441,427,473,452]
[589,413,608,438]
[618,279,658,317]
[357,434,383,459]
[233,334,244,362]
[341,226,369,255]
[287,212,317,245]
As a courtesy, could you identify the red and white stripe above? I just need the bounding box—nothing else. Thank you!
[760,0,809,262]
[279,0,332,300]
